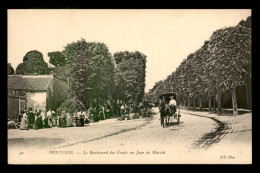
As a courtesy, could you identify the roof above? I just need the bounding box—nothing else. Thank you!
[8,75,53,91]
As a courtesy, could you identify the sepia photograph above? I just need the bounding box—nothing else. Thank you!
[7,9,252,164]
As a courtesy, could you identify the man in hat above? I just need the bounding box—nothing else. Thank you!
[169,96,177,115]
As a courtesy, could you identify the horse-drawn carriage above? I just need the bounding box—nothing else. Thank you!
[159,92,181,127]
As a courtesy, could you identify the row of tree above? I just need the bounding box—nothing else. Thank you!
[147,16,251,116]
[9,39,147,113]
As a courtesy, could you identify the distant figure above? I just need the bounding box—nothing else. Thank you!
[66,112,72,127]
[98,106,105,120]
[120,104,125,117]
[76,110,82,127]
[52,111,57,126]
[80,110,85,126]
[85,109,92,124]
[59,110,66,128]
[41,109,46,127]
[20,112,28,130]
[35,114,43,129]
[27,109,35,128]
[47,110,53,127]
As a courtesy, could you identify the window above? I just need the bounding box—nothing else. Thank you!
[8,90,11,96]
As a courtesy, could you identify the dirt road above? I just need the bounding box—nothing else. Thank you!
[8,107,252,164]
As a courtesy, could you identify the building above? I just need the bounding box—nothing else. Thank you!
[8,75,54,120]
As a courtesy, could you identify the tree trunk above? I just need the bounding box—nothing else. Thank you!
[231,88,238,116]
[245,83,251,109]
[245,84,249,109]
[193,97,196,111]
[213,97,216,112]
[217,91,222,115]
[188,98,191,110]
[208,93,211,112]
[199,96,202,111]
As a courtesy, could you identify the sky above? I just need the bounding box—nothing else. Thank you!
[8,9,251,93]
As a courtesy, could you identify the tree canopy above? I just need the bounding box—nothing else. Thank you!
[147,16,251,115]
[16,50,49,75]
[8,63,14,75]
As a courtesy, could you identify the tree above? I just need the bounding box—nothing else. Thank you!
[114,51,147,111]
[148,16,251,116]
[8,63,14,75]
[60,39,115,109]
[208,25,251,116]
[48,51,67,67]
[16,50,49,75]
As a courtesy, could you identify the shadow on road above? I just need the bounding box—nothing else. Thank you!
[8,138,65,148]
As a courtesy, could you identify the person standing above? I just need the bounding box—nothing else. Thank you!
[58,111,62,127]
[43,109,49,128]
[62,110,67,127]
[120,104,125,118]
[98,106,105,120]
[85,109,92,124]
[47,109,53,127]
[66,112,72,127]
[52,111,57,126]
[40,109,46,127]
[27,109,35,129]
[80,110,85,126]
[76,110,82,127]
[35,114,43,129]
[20,111,28,130]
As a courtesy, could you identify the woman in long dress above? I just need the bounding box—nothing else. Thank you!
[52,111,57,126]
[47,110,53,127]
[66,112,72,127]
[35,114,43,129]
[80,110,85,127]
[98,106,103,120]
[59,111,66,128]
[41,110,46,127]
[20,112,28,130]
[27,110,35,129]
[76,111,81,127]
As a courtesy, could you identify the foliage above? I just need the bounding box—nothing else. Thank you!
[114,51,147,106]
[147,16,252,112]
[50,39,116,109]
[16,50,49,75]
[48,51,67,67]
[8,63,14,75]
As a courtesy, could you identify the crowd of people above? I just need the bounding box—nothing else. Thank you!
[17,102,149,130]
[18,108,92,130]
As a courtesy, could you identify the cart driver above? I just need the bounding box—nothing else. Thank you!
[169,96,177,114]
[169,96,176,106]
